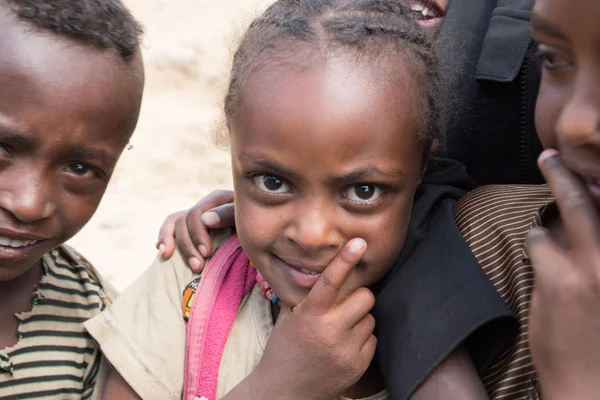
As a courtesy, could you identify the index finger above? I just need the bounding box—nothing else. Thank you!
[538,149,600,249]
[301,238,366,314]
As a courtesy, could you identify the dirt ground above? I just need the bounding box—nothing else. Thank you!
[67,0,273,291]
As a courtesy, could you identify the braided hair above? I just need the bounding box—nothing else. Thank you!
[224,0,451,153]
[4,0,142,63]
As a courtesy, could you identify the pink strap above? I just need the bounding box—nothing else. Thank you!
[183,235,256,400]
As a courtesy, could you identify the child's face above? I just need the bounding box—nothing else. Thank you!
[0,9,143,281]
[231,56,425,307]
[533,0,600,203]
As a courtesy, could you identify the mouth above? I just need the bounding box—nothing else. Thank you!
[408,0,446,28]
[0,229,48,260]
[272,254,325,289]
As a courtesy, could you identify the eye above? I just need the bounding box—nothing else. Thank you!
[343,183,383,203]
[536,49,573,70]
[253,174,291,194]
[0,143,12,157]
[64,162,97,178]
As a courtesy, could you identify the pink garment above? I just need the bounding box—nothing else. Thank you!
[183,234,256,400]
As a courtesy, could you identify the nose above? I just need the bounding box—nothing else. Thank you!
[0,171,56,223]
[284,197,342,253]
[556,72,600,149]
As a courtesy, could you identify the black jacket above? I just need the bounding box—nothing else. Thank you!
[439,0,544,185]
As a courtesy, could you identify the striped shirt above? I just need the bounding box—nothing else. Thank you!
[454,184,554,400]
[0,245,114,400]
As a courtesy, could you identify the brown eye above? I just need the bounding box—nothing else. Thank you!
[64,162,97,178]
[254,174,291,193]
[343,183,383,203]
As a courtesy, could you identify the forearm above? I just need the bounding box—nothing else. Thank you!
[411,345,489,400]
[221,369,318,400]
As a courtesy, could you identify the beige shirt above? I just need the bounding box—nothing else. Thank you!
[85,233,388,400]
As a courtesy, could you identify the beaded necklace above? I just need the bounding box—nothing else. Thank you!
[251,262,282,306]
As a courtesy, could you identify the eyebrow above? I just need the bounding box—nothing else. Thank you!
[69,145,111,163]
[331,167,405,184]
[250,158,299,178]
[531,13,569,41]
[0,128,33,147]
[244,155,404,182]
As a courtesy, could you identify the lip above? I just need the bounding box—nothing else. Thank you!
[0,228,48,241]
[0,239,45,261]
[272,254,324,289]
[0,228,49,261]
[408,0,446,30]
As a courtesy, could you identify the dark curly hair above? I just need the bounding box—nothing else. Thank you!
[4,0,143,62]
[224,0,451,153]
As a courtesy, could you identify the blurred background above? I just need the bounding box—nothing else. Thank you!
[68,0,273,290]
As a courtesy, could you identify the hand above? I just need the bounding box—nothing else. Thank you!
[253,238,376,400]
[156,190,235,272]
[526,149,600,400]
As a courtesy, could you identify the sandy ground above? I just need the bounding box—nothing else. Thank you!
[67,0,273,291]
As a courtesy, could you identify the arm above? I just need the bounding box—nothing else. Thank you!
[102,367,142,400]
[411,345,488,400]
[157,190,235,271]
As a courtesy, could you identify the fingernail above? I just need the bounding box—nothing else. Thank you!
[201,211,220,227]
[349,238,366,253]
[189,257,202,271]
[199,244,208,257]
[158,243,166,255]
[539,148,559,162]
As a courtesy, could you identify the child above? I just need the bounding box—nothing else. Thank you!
[0,0,144,398]
[453,0,600,398]
[86,1,515,399]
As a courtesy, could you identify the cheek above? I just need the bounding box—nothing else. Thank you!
[57,191,106,240]
[344,194,415,291]
[234,195,280,258]
[535,76,564,149]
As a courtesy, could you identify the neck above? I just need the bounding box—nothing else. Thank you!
[0,260,44,304]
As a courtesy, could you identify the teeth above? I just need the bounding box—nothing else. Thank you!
[0,236,38,248]
[300,268,319,275]
[411,3,424,11]
[422,7,432,16]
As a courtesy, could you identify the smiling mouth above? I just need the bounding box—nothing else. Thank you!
[409,0,445,21]
[0,236,40,248]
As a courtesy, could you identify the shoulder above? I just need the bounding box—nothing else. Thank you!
[454,184,553,243]
[83,250,195,400]
[54,244,119,303]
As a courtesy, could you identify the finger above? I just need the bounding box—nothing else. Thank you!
[337,287,375,328]
[191,190,234,228]
[360,334,377,363]
[185,205,214,258]
[526,227,568,283]
[303,238,367,314]
[352,313,376,341]
[156,211,185,259]
[201,203,236,229]
[539,149,600,249]
[174,216,205,273]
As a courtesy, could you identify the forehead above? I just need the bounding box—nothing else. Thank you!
[533,0,600,40]
[231,55,422,174]
[0,7,142,148]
